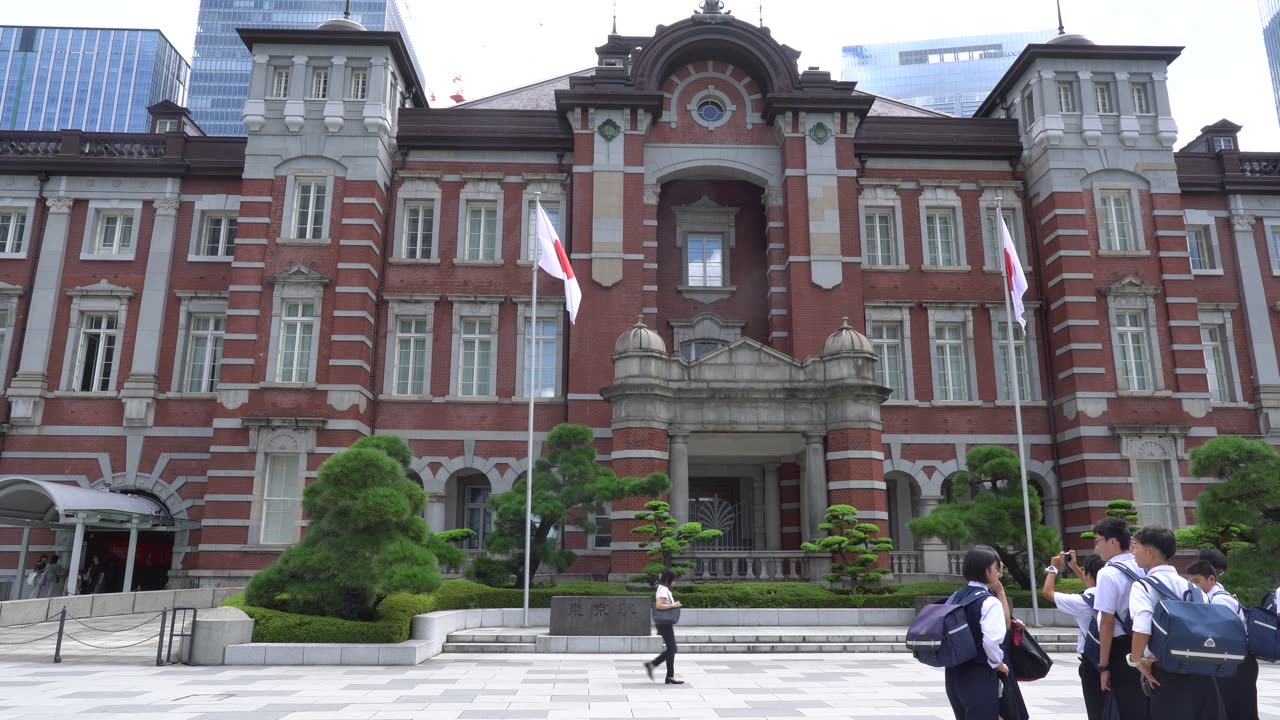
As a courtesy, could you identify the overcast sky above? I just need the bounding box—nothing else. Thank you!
[7,0,1280,149]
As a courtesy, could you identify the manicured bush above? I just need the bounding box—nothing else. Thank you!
[224,592,434,643]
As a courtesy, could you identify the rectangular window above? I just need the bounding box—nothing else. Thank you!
[934,322,969,401]
[393,317,429,396]
[0,210,26,254]
[200,214,237,257]
[75,313,119,392]
[863,210,897,266]
[1271,229,1280,270]
[261,453,301,545]
[350,69,368,100]
[310,68,328,99]
[1099,191,1136,251]
[464,201,498,261]
[1214,137,1235,151]
[687,234,724,286]
[155,119,179,133]
[1201,324,1234,403]
[402,202,435,259]
[1132,83,1153,114]
[1135,460,1174,529]
[523,317,557,398]
[593,502,612,549]
[1095,82,1114,113]
[293,179,327,240]
[271,67,290,98]
[527,200,559,261]
[1057,81,1076,112]
[459,317,494,396]
[463,484,491,549]
[1115,309,1153,391]
[1021,92,1035,123]
[996,322,1032,402]
[1186,225,1216,271]
[94,212,134,255]
[925,210,958,266]
[184,314,225,393]
[870,321,904,399]
[985,208,1017,268]
[277,301,316,384]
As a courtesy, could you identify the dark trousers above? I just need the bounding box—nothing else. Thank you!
[1106,636,1147,720]
[650,622,677,679]
[1078,657,1104,720]
[1223,655,1259,720]
[944,661,999,720]
[1149,665,1220,720]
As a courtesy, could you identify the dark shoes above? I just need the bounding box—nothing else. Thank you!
[643,662,654,681]
[665,677,685,684]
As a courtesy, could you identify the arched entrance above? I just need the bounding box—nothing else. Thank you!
[82,489,174,592]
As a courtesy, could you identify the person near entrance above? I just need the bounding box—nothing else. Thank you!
[644,568,684,685]
[24,555,47,599]
[35,554,63,598]
[1091,516,1146,719]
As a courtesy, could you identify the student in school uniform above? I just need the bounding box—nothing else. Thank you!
[1127,526,1218,719]
[1091,516,1147,719]
[945,544,1011,720]
[1042,551,1106,720]
[1187,559,1258,720]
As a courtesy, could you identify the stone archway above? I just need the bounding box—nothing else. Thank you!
[89,473,191,588]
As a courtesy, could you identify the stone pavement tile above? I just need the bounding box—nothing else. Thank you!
[188,713,290,720]
[256,704,350,713]
[550,695,629,702]
[725,688,809,695]
[714,710,803,718]
[457,712,548,719]
[59,692,149,698]
[745,701,831,709]
[85,705,189,713]
[268,712,376,720]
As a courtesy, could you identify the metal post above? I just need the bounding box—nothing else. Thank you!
[155,608,167,666]
[122,522,139,592]
[65,519,85,597]
[12,527,30,600]
[522,194,542,628]
[53,607,66,663]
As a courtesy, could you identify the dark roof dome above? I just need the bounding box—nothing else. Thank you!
[317,17,367,31]
[1046,32,1095,46]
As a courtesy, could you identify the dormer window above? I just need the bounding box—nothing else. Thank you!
[271,68,290,98]
[600,58,624,68]
[155,118,179,133]
[1214,137,1235,151]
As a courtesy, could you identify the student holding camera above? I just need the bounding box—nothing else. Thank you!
[1042,549,1106,720]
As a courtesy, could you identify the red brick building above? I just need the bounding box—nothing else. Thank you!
[0,7,1275,591]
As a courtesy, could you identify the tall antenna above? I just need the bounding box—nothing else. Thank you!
[344,0,352,20]
[759,0,763,27]
[612,0,618,34]
[1056,0,1065,35]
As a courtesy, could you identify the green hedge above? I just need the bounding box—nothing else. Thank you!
[224,592,434,643]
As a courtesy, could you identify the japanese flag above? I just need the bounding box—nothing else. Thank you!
[1000,213,1028,330]
[535,202,581,325]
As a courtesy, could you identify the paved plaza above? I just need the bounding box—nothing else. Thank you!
[0,650,1277,720]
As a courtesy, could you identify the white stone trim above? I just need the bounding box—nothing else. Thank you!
[918,185,967,269]
[265,267,329,385]
[925,303,977,402]
[281,172,337,243]
[1090,182,1146,252]
[858,184,906,267]
[865,302,915,402]
[978,191,1028,271]
[187,194,242,261]
[59,282,134,393]
[449,296,502,399]
[518,181,566,263]
[456,179,505,263]
[1197,306,1244,405]
[394,178,442,261]
[80,199,143,261]
[383,297,438,398]
[169,291,229,395]
[1103,280,1164,393]
[986,304,1042,402]
[0,197,37,259]
[513,298,564,399]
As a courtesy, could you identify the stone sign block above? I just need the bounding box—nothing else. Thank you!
[549,596,651,636]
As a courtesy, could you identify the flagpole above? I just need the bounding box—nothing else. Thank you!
[523,194,542,628]
[997,194,1041,628]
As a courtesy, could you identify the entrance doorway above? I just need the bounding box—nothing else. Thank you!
[81,529,174,592]
[688,478,751,550]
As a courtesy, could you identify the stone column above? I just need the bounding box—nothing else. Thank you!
[610,427,670,579]
[425,493,448,533]
[918,495,951,574]
[751,470,766,551]
[1115,71,1139,146]
[667,433,689,523]
[1043,496,1063,533]
[1228,212,1280,434]
[763,463,781,550]
[803,433,827,540]
[121,195,180,426]
[6,196,73,425]
[12,527,29,600]
[1077,70,1101,146]
[283,55,308,131]
[796,453,809,543]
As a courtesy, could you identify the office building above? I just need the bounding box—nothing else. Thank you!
[1260,0,1280,124]
[843,30,1055,116]
[189,0,419,136]
[0,26,189,134]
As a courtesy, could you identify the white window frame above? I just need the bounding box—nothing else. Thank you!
[59,282,133,394]
[1183,210,1222,275]
[918,185,968,270]
[280,174,335,243]
[674,196,738,301]
[459,477,492,550]
[524,198,561,262]
[276,300,318,384]
[515,300,563,399]
[1213,137,1235,151]
[590,500,613,550]
[393,316,431,397]
[1198,305,1244,405]
[1056,80,1077,113]
[987,304,1042,403]
[979,190,1028,272]
[449,297,500,399]
[1118,432,1187,531]
[349,67,369,100]
[292,177,327,241]
[455,179,504,264]
[265,266,328,387]
[1092,185,1145,253]
[72,313,121,393]
[381,296,437,398]
[1131,83,1153,115]
[81,200,142,261]
[270,67,290,98]
[519,181,566,264]
[309,67,329,99]
[183,313,226,394]
[858,184,906,270]
[1103,279,1164,395]
[1268,222,1280,276]
[169,291,228,395]
[926,304,977,404]
[402,201,436,260]
[1134,459,1175,529]
[924,209,960,267]
[1095,81,1115,114]
[260,452,303,545]
[198,213,238,258]
[186,194,241,263]
[865,302,915,402]
[0,284,22,386]
[154,118,179,133]
[0,201,34,257]
[394,179,442,262]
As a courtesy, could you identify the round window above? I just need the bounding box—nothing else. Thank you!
[696,99,725,124]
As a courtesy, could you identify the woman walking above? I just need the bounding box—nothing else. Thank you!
[644,569,684,685]
[944,545,1011,720]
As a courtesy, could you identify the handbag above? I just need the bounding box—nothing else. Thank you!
[1007,623,1053,681]
[652,606,681,625]
[24,571,36,586]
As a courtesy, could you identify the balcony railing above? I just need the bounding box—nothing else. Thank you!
[948,551,967,575]
[1239,155,1280,177]
[0,136,59,157]
[0,129,245,176]
[889,551,923,574]
[677,551,818,582]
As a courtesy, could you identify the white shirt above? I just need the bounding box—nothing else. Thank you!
[655,585,674,607]
[1206,582,1244,624]
[1095,553,1144,637]
[1053,586,1098,654]
[964,581,1007,669]
[1129,564,1197,659]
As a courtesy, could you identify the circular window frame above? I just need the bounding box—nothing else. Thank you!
[687,87,735,130]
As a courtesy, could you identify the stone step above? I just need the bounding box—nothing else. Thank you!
[443,642,537,653]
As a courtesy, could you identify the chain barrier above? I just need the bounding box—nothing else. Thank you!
[1,605,195,664]
[69,611,165,633]
[61,631,164,650]
[0,630,61,645]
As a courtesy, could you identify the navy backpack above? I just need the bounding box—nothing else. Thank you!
[1245,591,1279,662]
[1082,562,1142,668]
[1141,575,1247,677]
[906,587,991,668]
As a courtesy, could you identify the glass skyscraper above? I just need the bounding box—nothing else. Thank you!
[0,26,189,133]
[1261,0,1280,125]
[842,30,1055,117]
[190,0,420,136]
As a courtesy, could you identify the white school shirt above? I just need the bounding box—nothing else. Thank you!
[964,581,1007,669]
[1129,564,1198,659]
[1094,553,1144,638]
[1206,582,1245,624]
[656,585,675,607]
[1052,586,1098,654]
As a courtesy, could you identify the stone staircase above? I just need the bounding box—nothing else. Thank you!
[442,626,1081,654]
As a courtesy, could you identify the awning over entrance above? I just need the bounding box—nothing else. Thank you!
[0,477,181,530]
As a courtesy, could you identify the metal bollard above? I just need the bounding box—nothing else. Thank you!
[155,608,167,667]
[53,607,66,663]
